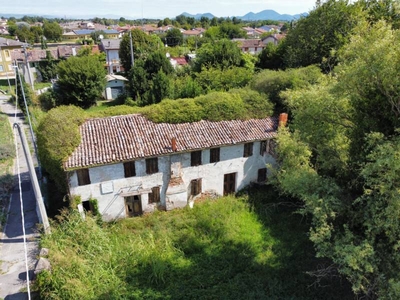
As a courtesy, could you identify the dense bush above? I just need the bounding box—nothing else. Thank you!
[194,92,246,121]
[36,106,86,194]
[229,88,274,119]
[142,91,268,124]
[250,65,322,113]
[195,66,253,92]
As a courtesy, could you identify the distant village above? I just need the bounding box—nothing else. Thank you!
[0,16,286,95]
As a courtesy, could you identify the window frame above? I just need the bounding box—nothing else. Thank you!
[146,157,159,175]
[243,142,254,157]
[258,168,267,183]
[210,147,220,163]
[123,161,136,178]
[190,178,202,196]
[148,186,160,204]
[77,168,91,186]
[191,150,202,166]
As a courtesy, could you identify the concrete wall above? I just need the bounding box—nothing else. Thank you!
[69,140,276,220]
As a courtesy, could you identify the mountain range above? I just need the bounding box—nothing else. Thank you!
[181,10,306,21]
[2,9,306,21]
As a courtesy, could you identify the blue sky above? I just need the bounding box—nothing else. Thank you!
[3,0,317,19]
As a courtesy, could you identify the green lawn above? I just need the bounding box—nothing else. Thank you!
[37,186,353,299]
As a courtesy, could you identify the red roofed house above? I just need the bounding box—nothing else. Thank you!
[262,34,286,46]
[65,114,278,220]
[233,39,266,54]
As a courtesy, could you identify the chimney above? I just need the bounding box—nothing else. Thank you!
[279,113,288,127]
[171,137,177,152]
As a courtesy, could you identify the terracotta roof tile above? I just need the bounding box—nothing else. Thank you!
[65,114,278,170]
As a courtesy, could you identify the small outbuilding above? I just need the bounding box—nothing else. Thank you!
[104,74,128,100]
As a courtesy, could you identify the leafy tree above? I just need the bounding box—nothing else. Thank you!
[37,50,58,81]
[55,55,106,108]
[256,42,285,70]
[273,20,400,298]
[335,19,400,165]
[119,29,161,73]
[283,0,362,72]
[128,51,173,105]
[250,65,323,113]
[43,21,62,42]
[164,28,183,46]
[7,24,17,36]
[30,25,43,43]
[15,25,34,43]
[193,39,244,71]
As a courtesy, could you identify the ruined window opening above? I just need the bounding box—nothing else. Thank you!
[125,195,142,217]
[148,186,160,204]
[223,173,236,195]
[191,178,202,196]
[146,157,158,174]
[243,142,253,157]
[124,161,136,177]
[191,151,202,166]
[82,200,93,212]
[210,148,220,163]
[258,168,267,183]
[77,168,90,186]
[260,141,267,156]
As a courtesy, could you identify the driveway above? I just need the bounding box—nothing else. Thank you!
[0,96,40,300]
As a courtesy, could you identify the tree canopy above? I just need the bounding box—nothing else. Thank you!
[55,55,106,108]
[274,20,400,298]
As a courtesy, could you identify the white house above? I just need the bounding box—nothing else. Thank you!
[233,39,266,55]
[65,114,280,220]
[100,39,122,74]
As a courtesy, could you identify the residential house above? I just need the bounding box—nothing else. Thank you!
[169,57,188,69]
[100,39,122,74]
[262,34,285,46]
[242,27,267,38]
[182,29,203,38]
[258,25,282,33]
[65,114,279,220]
[0,38,24,81]
[11,45,82,83]
[104,74,127,100]
[233,39,265,54]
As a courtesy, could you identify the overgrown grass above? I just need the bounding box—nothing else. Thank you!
[37,186,353,299]
[0,113,14,227]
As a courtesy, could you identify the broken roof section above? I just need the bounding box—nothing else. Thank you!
[65,114,278,170]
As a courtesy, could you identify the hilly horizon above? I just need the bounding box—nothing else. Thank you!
[181,9,306,21]
[2,9,306,21]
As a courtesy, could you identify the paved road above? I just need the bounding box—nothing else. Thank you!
[0,96,40,300]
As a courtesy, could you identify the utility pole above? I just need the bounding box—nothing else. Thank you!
[129,30,134,69]
[22,43,34,91]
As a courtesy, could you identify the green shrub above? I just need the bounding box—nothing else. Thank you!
[229,88,274,119]
[36,106,86,194]
[38,89,57,112]
[142,98,203,123]
[195,92,246,121]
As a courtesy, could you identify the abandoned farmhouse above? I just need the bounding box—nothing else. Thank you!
[65,114,279,220]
